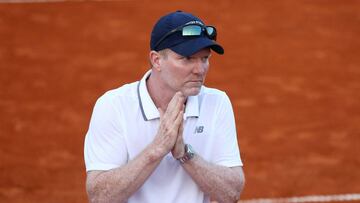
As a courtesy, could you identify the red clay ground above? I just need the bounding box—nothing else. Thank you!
[0,1,359,202]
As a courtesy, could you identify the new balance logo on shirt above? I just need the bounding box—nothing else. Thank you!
[194,126,204,134]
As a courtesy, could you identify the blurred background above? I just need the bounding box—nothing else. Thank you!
[0,0,359,202]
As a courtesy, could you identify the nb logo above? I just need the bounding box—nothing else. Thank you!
[194,126,204,134]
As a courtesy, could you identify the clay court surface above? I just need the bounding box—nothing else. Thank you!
[0,0,359,202]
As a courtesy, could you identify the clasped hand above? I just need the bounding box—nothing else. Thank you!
[155,92,186,159]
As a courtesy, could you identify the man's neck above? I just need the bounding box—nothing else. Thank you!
[146,74,174,112]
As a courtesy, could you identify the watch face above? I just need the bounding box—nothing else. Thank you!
[179,144,195,164]
[185,144,195,157]
[186,144,194,153]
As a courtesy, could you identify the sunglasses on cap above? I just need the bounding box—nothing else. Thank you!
[154,23,217,50]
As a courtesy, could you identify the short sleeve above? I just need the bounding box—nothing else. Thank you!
[84,93,128,172]
[212,93,243,167]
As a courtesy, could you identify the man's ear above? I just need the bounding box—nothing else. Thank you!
[149,50,161,72]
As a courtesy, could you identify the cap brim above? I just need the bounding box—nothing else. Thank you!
[170,37,224,57]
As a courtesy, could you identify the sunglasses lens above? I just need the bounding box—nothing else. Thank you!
[182,25,202,36]
[206,27,214,35]
[206,26,216,40]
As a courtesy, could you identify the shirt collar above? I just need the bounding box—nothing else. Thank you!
[137,70,200,121]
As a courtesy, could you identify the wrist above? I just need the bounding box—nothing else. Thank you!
[147,142,167,162]
[172,142,185,159]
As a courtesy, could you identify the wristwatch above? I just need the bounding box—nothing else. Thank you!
[178,144,195,164]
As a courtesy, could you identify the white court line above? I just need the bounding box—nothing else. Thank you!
[239,193,360,203]
[0,0,118,3]
[0,0,69,2]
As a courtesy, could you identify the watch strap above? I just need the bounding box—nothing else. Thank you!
[178,144,195,164]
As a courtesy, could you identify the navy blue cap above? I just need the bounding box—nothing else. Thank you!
[150,11,224,57]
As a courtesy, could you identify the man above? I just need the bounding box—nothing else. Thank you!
[84,10,245,203]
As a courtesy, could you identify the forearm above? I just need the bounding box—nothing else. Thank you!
[86,143,163,203]
[182,155,245,203]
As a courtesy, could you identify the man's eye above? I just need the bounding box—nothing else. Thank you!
[179,57,190,61]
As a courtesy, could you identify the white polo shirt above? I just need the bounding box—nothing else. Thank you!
[84,70,243,203]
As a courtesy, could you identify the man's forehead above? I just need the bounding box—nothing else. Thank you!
[190,48,211,57]
[165,47,211,57]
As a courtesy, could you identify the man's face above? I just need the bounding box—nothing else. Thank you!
[159,48,211,97]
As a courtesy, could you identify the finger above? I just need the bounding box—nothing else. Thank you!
[166,92,181,113]
[173,110,184,131]
[178,117,184,137]
[170,92,185,109]
[165,92,185,120]
[176,91,186,105]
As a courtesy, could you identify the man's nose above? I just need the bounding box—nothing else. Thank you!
[192,59,206,74]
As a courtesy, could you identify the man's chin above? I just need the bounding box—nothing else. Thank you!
[182,87,201,97]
